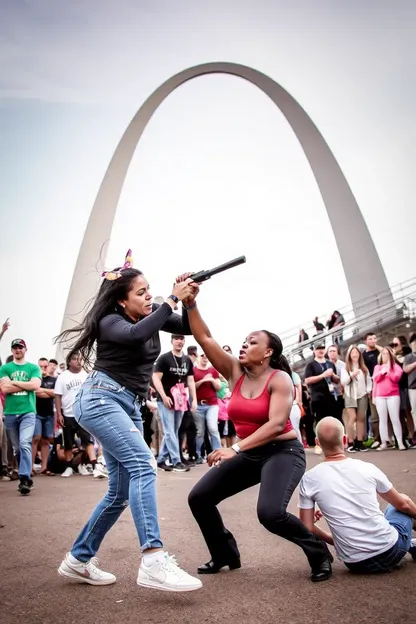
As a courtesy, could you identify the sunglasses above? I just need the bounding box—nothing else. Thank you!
[392,343,400,347]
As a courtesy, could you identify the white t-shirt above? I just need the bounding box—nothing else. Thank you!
[298,458,397,563]
[54,369,88,418]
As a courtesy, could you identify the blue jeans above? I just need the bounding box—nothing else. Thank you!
[5,412,36,479]
[157,403,183,465]
[70,371,162,562]
[34,414,54,439]
[345,504,414,574]
[194,403,221,456]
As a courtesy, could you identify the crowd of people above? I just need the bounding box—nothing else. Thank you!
[1,253,416,592]
[1,319,416,488]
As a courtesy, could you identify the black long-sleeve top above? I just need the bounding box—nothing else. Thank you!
[94,302,191,396]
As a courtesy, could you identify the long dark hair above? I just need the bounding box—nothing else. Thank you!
[262,330,292,377]
[56,268,143,369]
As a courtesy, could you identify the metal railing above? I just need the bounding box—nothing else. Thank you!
[279,276,416,348]
[283,280,416,365]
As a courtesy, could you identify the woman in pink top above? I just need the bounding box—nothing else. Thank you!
[373,346,404,451]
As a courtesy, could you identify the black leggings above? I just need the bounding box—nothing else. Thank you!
[188,439,329,567]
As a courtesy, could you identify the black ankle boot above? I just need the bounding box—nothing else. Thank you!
[197,558,241,575]
[310,553,333,582]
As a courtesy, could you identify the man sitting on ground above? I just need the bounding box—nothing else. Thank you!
[299,417,416,574]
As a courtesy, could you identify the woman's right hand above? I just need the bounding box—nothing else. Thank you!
[171,279,194,302]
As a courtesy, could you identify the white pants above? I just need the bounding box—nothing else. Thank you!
[374,396,402,443]
[290,404,302,443]
[409,389,416,429]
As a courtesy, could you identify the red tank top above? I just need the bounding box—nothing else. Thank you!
[227,371,293,440]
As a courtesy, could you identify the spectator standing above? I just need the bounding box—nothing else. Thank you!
[327,345,345,422]
[55,354,99,477]
[363,332,382,449]
[152,334,196,472]
[305,343,340,454]
[403,333,416,446]
[32,357,56,474]
[392,336,413,444]
[341,346,372,453]
[193,353,222,463]
[373,347,404,451]
[0,339,41,495]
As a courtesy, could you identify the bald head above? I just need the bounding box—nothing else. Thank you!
[316,417,346,455]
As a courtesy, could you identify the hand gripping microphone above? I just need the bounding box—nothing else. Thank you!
[190,256,246,284]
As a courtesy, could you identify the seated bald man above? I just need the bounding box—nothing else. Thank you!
[298,417,416,574]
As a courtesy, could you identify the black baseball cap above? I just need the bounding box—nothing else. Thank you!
[11,338,27,349]
[171,334,185,340]
[314,343,326,350]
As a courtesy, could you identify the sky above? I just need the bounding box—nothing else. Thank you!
[0,0,415,363]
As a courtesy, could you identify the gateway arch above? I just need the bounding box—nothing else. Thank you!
[60,61,391,335]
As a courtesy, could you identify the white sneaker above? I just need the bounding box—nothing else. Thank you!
[78,464,91,476]
[137,553,202,592]
[61,467,74,478]
[58,552,116,585]
[377,443,388,452]
[93,463,108,479]
[371,441,381,449]
[314,446,322,455]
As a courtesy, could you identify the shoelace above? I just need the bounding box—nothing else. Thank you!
[86,557,107,577]
[159,553,186,578]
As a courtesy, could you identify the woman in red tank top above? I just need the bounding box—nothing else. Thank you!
[177,276,333,583]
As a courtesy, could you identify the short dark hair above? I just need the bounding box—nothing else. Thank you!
[49,358,58,365]
[187,346,198,356]
[39,357,49,362]
[409,333,416,344]
[364,332,377,340]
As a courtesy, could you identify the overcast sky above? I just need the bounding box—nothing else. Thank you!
[0,0,415,362]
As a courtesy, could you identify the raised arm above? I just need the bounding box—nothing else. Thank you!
[186,305,241,385]
[161,306,192,335]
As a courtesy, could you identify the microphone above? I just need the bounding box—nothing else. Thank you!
[190,256,246,284]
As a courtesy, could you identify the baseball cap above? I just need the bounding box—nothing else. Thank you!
[314,342,326,350]
[171,334,185,340]
[11,338,27,349]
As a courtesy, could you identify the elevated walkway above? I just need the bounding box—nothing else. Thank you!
[282,278,416,376]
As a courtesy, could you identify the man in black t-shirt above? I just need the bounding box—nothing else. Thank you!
[152,335,197,473]
[32,358,56,473]
[305,343,340,454]
[362,332,382,448]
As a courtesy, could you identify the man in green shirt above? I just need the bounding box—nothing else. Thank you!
[0,339,41,495]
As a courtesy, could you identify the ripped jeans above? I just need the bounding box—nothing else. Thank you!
[71,371,162,561]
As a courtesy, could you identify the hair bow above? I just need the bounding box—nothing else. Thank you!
[102,249,133,281]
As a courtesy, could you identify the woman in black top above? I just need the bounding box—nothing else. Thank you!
[56,252,202,593]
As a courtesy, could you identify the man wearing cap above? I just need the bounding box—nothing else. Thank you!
[0,339,41,495]
[305,342,340,455]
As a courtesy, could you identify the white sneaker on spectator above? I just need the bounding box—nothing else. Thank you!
[93,463,108,479]
[376,443,388,452]
[314,446,322,455]
[371,441,380,449]
[78,464,91,476]
[137,553,202,592]
[61,467,74,478]
[58,552,116,585]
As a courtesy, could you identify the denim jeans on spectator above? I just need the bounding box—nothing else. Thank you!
[157,403,183,465]
[5,412,36,479]
[194,403,221,457]
[70,371,162,562]
[345,504,413,574]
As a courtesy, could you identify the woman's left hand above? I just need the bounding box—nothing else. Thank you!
[208,447,236,467]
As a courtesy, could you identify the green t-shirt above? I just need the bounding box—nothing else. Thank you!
[0,361,42,415]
